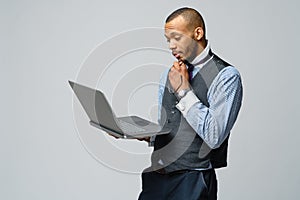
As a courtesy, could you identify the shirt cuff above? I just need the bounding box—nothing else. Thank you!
[175,90,200,117]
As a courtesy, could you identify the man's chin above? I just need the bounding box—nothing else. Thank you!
[173,54,188,62]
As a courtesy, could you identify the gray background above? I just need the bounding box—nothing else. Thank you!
[1,0,299,199]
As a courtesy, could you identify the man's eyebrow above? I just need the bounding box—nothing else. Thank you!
[165,32,182,38]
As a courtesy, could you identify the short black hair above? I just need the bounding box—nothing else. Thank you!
[166,7,206,36]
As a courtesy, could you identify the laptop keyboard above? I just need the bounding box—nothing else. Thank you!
[118,120,146,133]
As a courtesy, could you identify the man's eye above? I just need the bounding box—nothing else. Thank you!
[174,36,181,41]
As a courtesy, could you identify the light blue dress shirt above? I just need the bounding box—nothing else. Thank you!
[155,43,243,150]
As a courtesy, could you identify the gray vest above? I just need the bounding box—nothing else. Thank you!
[152,54,231,173]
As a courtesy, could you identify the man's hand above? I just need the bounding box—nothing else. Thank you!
[168,61,190,92]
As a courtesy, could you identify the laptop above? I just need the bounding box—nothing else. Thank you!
[68,81,171,139]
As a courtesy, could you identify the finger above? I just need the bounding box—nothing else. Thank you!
[178,60,184,66]
[170,66,179,74]
[180,63,187,71]
[169,68,179,77]
[170,66,175,72]
[173,61,180,70]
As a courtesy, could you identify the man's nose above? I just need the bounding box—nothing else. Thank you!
[169,41,176,50]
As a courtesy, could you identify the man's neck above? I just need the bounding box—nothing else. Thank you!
[190,40,211,66]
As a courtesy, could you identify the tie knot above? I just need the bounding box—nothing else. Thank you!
[188,64,194,72]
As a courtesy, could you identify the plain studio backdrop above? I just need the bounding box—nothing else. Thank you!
[1,0,299,199]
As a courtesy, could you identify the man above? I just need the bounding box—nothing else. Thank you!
[138,7,243,200]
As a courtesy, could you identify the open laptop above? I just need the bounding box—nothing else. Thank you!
[68,81,170,139]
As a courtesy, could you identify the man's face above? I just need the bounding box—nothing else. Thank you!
[164,16,198,62]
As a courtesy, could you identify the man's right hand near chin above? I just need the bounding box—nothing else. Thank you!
[168,60,190,93]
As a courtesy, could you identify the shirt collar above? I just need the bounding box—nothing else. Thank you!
[190,41,212,66]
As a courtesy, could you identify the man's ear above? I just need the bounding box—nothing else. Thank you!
[194,27,204,41]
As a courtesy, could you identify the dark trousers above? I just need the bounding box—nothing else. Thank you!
[138,169,217,200]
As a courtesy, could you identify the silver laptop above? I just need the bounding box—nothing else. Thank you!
[68,81,170,139]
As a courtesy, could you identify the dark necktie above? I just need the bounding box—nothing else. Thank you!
[185,62,194,82]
